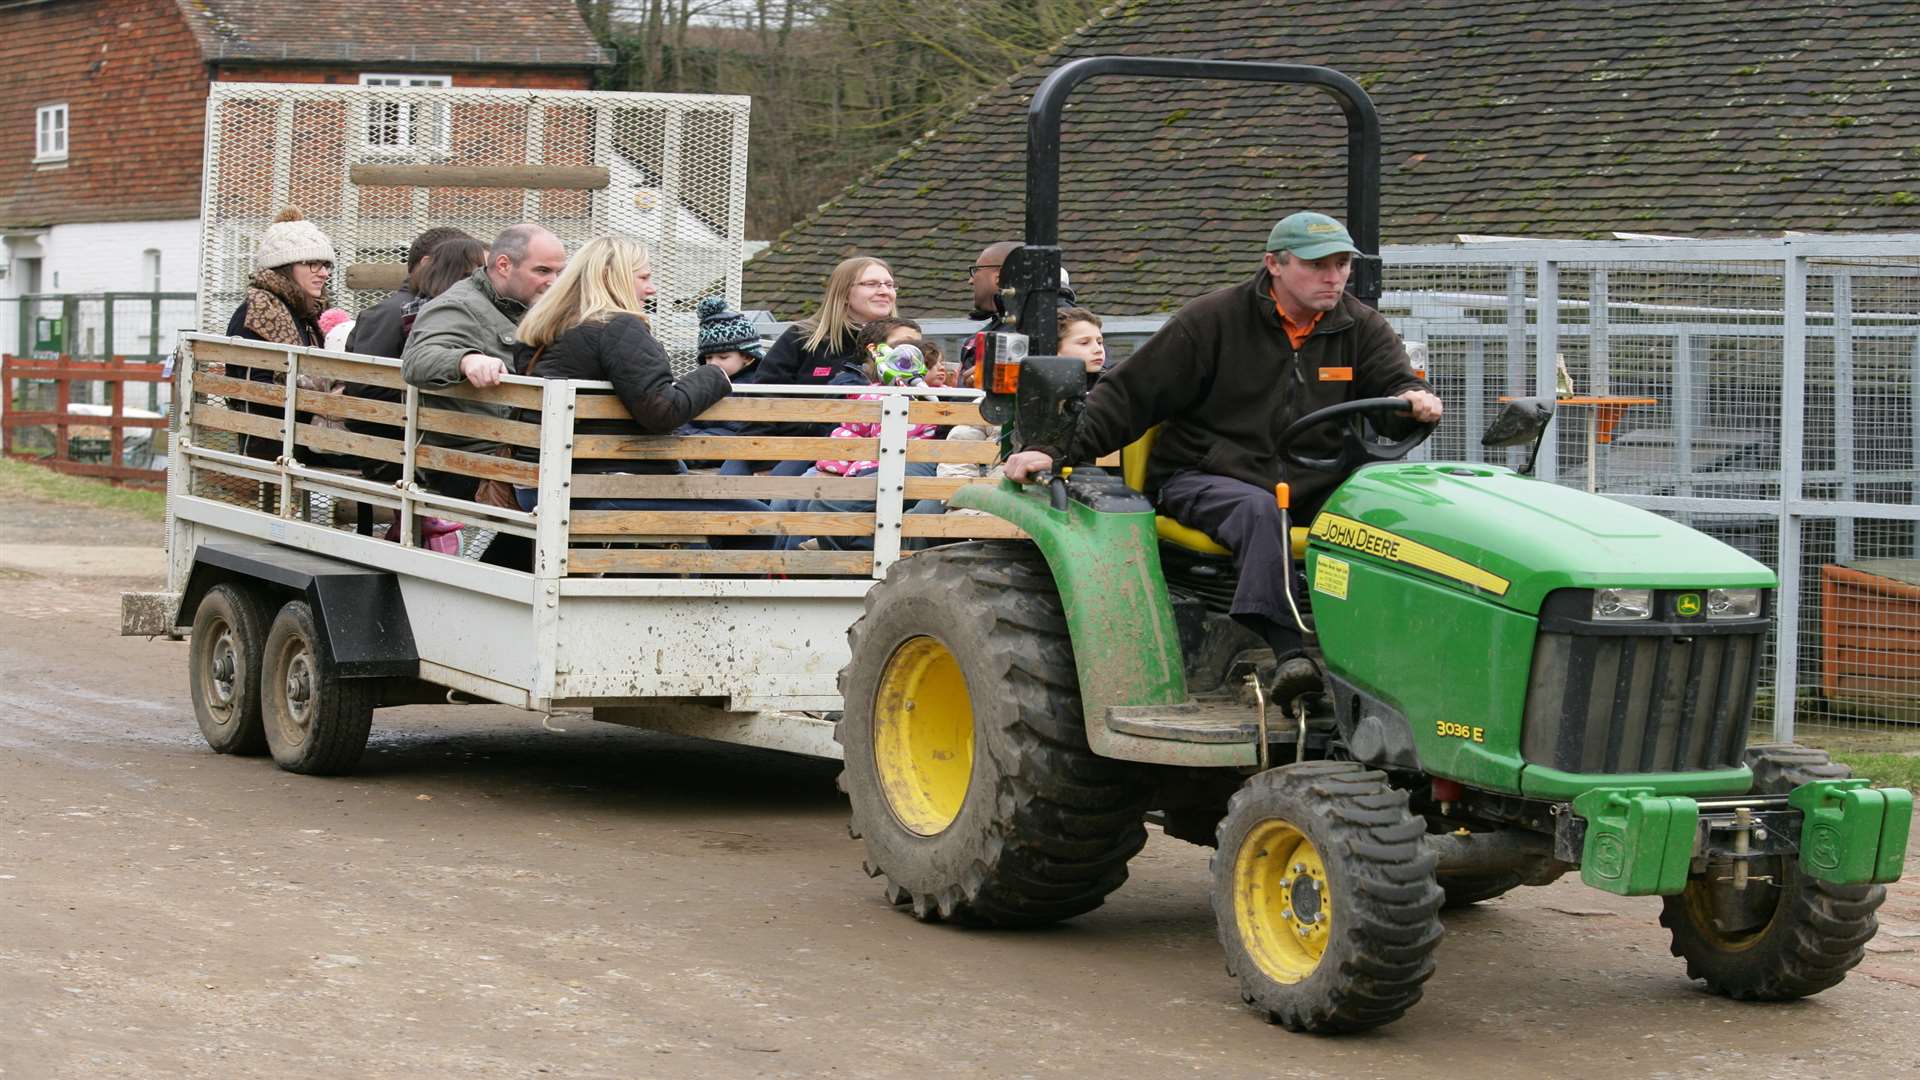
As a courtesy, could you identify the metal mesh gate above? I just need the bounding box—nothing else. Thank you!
[198,82,751,364]
[1383,237,1920,739]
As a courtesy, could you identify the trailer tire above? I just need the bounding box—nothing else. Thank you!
[837,542,1151,928]
[1213,762,1445,1033]
[259,600,374,776]
[187,583,273,756]
[1659,743,1887,1000]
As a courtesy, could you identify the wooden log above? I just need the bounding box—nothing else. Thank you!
[571,510,876,538]
[566,547,872,576]
[350,164,611,190]
[342,264,408,292]
[571,472,878,500]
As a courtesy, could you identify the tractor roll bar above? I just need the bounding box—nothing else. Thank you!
[1024,56,1384,302]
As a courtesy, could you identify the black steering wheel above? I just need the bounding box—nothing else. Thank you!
[1275,397,1437,475]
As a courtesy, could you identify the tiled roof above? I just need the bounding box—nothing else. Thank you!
[743,0,1920,316]
[174,0,610,67]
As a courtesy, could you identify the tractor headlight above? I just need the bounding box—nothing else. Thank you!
[1706,588,1762,619]
[1592,588,1653,621]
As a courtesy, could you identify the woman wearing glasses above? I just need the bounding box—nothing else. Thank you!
[223,207,348,461]
[713,255,898,476]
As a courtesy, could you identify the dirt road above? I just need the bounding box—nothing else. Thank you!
[2,495,1917,1079]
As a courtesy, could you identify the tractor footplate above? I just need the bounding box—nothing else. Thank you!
[1104,698,1334,745]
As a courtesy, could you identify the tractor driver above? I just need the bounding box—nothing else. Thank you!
[1003,211,1443,668]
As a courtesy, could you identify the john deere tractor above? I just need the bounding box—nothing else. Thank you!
[835,57,1911,1033]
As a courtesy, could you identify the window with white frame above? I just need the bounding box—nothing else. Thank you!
[35,103,67,162]
[359,74,451,152]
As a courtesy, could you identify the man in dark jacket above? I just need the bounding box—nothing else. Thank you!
[1005,212,1442,663]
[345,226,473,359]
[959,240,1079,374]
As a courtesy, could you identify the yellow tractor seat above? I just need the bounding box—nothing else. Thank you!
[1120,425,1309,559]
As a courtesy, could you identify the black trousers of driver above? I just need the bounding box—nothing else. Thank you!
[1155,469,1316,661]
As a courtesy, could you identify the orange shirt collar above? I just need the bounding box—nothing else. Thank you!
[1272,295,1325,350]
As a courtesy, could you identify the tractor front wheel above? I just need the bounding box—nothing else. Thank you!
[837,542,1152,927]
[1212,762,1444,1033]
[1659,744,1887,1000]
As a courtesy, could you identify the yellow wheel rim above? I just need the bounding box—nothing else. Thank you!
[873,636,975,836]
[1234,819,1333,983]
[1679,873,1782,953]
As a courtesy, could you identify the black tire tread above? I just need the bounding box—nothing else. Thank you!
[838,542,1150,928]
[261,601,375,776]
[1658,743,1887,1000]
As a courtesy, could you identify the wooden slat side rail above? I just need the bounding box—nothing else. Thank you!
[571,434,871,461]
[192,403,538,485]
[415,409,543,449]
[195,339,288,372]
[350,164,611,190]
[566,548,872,576]
[414,444,538,485]
[297,353,408,389]
[905,476,997,500]
[898,515,1027,539]
[574,393,884,424]
[429,380,545,409]
[904,439,1000,464]
[196,370,287,408]
[572,510,876,538]
[571,472,880,500]
[905,400,988,426]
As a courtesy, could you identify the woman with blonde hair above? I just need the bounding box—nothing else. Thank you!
[508,237,769,540]
[713,254,897,476]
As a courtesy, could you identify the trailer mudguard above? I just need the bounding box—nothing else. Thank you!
[949,478,1187,720]
[177,542,418,678]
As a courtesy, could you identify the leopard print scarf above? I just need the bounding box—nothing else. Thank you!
[243,269,320,346]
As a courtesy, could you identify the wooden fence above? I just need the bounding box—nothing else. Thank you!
[2,354,169,488]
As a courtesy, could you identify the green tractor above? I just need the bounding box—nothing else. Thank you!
[835,57,1912,1033]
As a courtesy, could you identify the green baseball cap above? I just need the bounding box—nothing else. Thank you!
[1265,212,1361,260]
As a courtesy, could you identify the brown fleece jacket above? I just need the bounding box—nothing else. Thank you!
[1036,268,1429,513]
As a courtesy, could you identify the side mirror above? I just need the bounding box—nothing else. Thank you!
[1482,396,1555,475]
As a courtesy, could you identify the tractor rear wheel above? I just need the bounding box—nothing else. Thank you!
[1659,743,1887,1000]
[837,542,1152,927]
[1212,761,1445,1033]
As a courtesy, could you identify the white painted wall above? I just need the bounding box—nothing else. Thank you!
[1,218,200,359]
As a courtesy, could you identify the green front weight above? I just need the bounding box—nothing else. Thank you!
[1570,787,1699,896]
[1787,780,1914,886]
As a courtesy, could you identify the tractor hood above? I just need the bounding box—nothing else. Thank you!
[1312,463,1776,614]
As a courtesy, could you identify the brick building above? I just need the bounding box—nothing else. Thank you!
[0,0,607,353]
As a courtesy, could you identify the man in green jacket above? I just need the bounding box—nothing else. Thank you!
[401,222,566,567]
[1005,212,1442,663]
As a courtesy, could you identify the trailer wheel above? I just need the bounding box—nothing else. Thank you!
[187,583,273,755]
[1660,744,1887,1000]
[837,542,1152,927]
[1213,761,1444,1033]
[259,600,374,776]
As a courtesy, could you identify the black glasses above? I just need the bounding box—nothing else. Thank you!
[297,260,334,271]
[967,263,1002,278]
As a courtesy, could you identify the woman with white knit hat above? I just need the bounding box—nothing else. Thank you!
[223,207,345,459]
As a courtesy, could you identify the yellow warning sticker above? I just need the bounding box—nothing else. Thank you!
[1309,514,1511,596]
[1314,555,1350,599]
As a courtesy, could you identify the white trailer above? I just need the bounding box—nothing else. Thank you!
[124,81,1014,771]
[123,334,1007,770]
